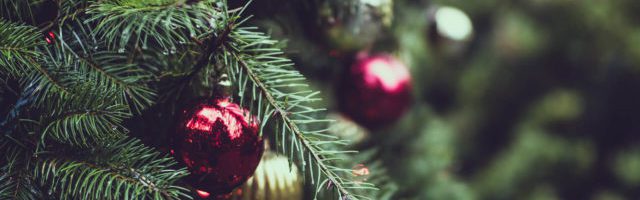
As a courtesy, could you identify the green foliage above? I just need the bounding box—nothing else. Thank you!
[338,148,398,200]
[52,20,156,113]
[0,0,377,199]
[0,135,41,200]
[613,148,640,186]
[10,18,156,118]
[34,139,190,200]
[0,1,187,198]
[472,129,594,199]
[0,0,34,23]
[221,14,377,198]
[41,103,130,148]
[0,171,41,200]
[86,0,222,51]
[0,19,44,77]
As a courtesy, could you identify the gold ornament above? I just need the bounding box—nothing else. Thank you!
[231,151,303,200]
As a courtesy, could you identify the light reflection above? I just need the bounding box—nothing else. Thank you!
[362,56,410,92]
[196,189,210,198]
[435,6,473,41]
[185,99,252,139]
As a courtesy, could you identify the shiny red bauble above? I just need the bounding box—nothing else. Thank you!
[337,54,412,129]
[172,98,264,196]
[45,31,55,44]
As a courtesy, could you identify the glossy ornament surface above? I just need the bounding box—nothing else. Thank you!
[45,31,55,44]
[173,98,264,196]
[338,54,412,129]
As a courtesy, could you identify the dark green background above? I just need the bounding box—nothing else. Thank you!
[234,0,640,199]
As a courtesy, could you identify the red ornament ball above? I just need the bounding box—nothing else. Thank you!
[172,98,264,196]
[337,54,412,129]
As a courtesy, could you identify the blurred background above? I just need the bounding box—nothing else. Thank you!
[229,0,640,199]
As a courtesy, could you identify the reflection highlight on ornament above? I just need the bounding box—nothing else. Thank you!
[434,6,473,41]
[364,58,410,91]
[185,99,255,139]
[196,189,210,198]
[338,54,412,129]
[45,31,55,44]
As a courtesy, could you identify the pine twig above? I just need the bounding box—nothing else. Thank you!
[181,22,234,84]
[233,56,354,197]
[222,23,377,198]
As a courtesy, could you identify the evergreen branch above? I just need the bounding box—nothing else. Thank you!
[0,171,41,200]
[0,19,44,77]
[34,138,190,200]
[0,136,40,200]
[23,61,73,109]
[85,0,223,51]
[1,133,32,172]
[334,146,399,199]
[0,172,14,199]
[73,52,157,113]
[0,0,34,25]
[170,21,234,97]
[233,56,355,197]
[44,21,157,113]
[41,104,130,148]
[187,21,234,79]
[58,0,92,23]
[223,26,377,199]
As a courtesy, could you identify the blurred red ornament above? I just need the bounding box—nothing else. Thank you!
[172,98,264,196]
[45,31,55,44]
[337,54,412,129]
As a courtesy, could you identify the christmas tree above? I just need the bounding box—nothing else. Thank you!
[3,0,640,199]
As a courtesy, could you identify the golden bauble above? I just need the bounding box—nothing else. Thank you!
[231,151,303,200]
